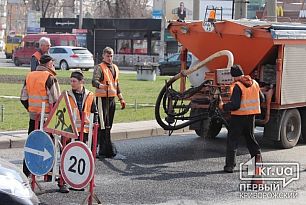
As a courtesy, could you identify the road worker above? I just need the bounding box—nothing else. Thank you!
[219,64,265,173]
[67,70,98,140]
[20,54,70,193]
[92,47,126,158]
[30,37,51,72]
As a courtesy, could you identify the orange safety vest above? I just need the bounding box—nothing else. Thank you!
[95,63,119,97]
[208,10,216,22]
[33,51,42,62]
[26,71,51,113]
[230,80,261,116]
[68,90,94,133]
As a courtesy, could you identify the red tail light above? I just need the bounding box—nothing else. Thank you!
[70,54,79,58]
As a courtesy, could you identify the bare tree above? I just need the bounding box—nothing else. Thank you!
[27,0,151,19]
[94,0,151,18]
[31,0,63,18]
[62,0,75,18]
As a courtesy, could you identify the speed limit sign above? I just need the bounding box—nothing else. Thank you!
[60,141,94,189]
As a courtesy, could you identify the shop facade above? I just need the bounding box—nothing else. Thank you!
[40,18,163,64]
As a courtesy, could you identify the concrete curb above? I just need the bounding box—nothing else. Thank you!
[0,121,192,149]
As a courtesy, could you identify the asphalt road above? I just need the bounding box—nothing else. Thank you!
[0,128,305,205]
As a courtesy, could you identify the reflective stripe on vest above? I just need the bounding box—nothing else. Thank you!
[230,80,261,115]
[95,63,119,97]
[26,71,50,113]
[68,91,94,133]
[33,51,42,62]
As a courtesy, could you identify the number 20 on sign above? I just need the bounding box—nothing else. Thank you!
[61,141,95,190]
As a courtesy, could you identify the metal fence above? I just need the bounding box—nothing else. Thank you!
[113,54,162,66]
[94,53,179,67]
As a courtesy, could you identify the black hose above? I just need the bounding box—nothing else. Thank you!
[155,80,209,130]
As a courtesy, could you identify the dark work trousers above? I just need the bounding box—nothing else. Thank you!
[225,115,261,168]
[23,119,38,177]
[97,97,116,157]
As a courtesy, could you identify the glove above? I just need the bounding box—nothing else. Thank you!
[120,99,126,110]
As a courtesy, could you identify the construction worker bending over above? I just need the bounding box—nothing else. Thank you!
[219,64,265,173]
[30,37,51,72]
[92,47,126,159]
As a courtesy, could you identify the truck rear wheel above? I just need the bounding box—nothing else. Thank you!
[195,119,222,138]
[300,109,306,143]
[195,119,209,138]
[207,120,223,139]
[279,109,301,148]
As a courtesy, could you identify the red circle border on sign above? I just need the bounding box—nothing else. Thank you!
[60,141,94,189]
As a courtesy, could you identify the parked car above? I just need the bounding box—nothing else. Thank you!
[159,53,192,76]
[0,158,40,205]
[49,46,94,71]
[12,33,77,66]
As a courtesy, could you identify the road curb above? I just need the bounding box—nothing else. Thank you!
[0,125,192,149]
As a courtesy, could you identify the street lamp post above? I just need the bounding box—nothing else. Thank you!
[24,0,28,34]
[8,4,12,33]
[266,0,277,22]
[159,0,165,61]
[79,0,83,29]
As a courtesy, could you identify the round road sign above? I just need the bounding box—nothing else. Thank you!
[24,130,55,176]
[60,141,94,189]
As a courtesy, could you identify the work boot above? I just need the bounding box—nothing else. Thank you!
[224,166,234,173]
[255,154,262,164]
[251,154,264,186]
[59,184,70,193]
[99,141,117,158]
[224,150,236,173]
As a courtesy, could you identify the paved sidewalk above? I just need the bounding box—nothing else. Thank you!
[0,120,191,149]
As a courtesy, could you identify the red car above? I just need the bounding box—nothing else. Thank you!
[13,33,77,66]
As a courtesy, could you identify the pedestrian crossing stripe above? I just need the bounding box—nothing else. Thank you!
[44,91,78,139]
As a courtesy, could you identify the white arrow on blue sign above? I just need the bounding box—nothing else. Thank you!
[24,130,55,176]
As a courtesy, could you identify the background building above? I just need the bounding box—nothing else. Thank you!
[41,18,161,64]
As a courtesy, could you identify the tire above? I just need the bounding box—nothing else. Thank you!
[195,122,222,139]
[194,119,210,138]
[279,109,301,149]
[13,58,20,66]
[195,127,208,138]
[60,60,69,70]
[207,120,223,139]
[300,109,306,143]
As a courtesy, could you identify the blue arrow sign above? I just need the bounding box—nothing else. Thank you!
[24,130,55,176]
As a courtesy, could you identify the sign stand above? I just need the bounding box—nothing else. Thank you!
[81,123,102,205]
[51,134,61,184]
[25,91,102,204]
[25,130,55,191]
[30,102,46,191]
